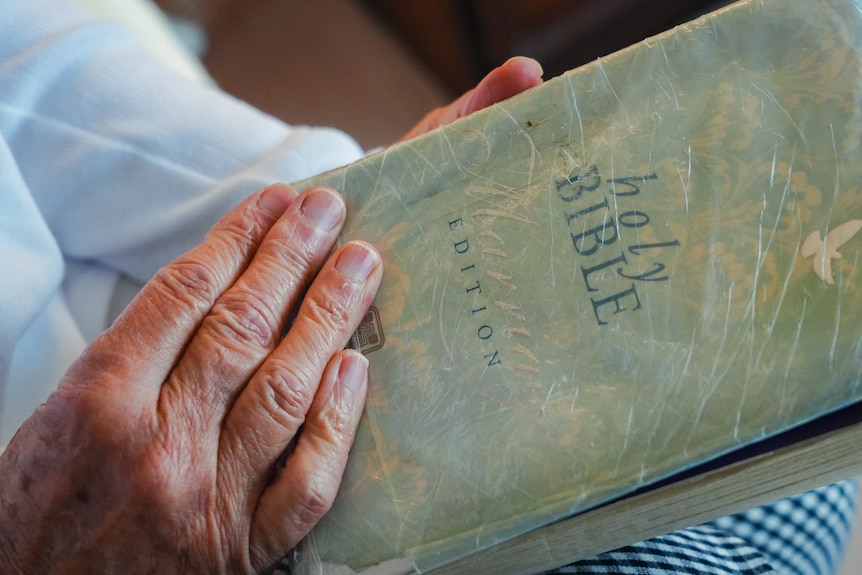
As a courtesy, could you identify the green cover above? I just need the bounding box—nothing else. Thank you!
[291,0,862,571]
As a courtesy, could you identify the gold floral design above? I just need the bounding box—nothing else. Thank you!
[690,82,763,153]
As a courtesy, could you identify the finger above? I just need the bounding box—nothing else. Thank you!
[248,349,369,570]
[464,56,544,114]
[164,187,347,425]
[221,241,381,488]
[67,184,298,400]
[399,56,544,141]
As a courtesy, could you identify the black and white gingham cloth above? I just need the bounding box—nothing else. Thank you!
[277,480,857,574]
[546,479,859,575]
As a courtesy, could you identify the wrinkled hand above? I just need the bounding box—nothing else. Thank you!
[0,184,382,574]
[399,56,544,141]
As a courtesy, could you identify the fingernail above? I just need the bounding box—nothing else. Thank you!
[339,350,368,393]
[506,56,544,77]
[258,184,296,216]
[300,188,345,231]
[335,242,378,282]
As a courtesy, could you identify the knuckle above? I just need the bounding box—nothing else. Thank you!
[288,471,337,529]
[302,289,353,335]
[61,337,134,390]
[211,208,262,250]
[153,256,223,311]
[263,235,319,279]
[128,435,204,510]
[320,400,358,442]
[209,290,281,351]
[140,442,183,494]
[257,365,314,429]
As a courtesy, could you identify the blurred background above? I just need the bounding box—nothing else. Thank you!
[153,0,733,148]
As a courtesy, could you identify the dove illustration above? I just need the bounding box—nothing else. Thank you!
[800,219,862,284]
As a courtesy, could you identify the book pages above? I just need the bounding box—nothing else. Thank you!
[290,0,862,572]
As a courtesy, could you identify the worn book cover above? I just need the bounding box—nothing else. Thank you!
[289,0,862,572]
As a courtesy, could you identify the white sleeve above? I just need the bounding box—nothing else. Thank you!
[0,0,365,283]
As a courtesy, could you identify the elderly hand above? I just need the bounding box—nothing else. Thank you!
[399,56,544,142]
[0,184,381,574]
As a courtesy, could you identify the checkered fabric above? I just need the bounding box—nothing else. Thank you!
[277,480,857,574]
[546,480,858,575]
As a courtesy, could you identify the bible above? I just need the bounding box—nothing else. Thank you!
[289,0,862,572]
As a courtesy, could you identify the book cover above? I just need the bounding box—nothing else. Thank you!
[289,0,862,572]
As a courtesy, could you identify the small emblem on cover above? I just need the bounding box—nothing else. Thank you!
[801,219,862,284]
[349,306,385,354]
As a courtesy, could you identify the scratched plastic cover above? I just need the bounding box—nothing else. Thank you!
[289,0,862,572]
